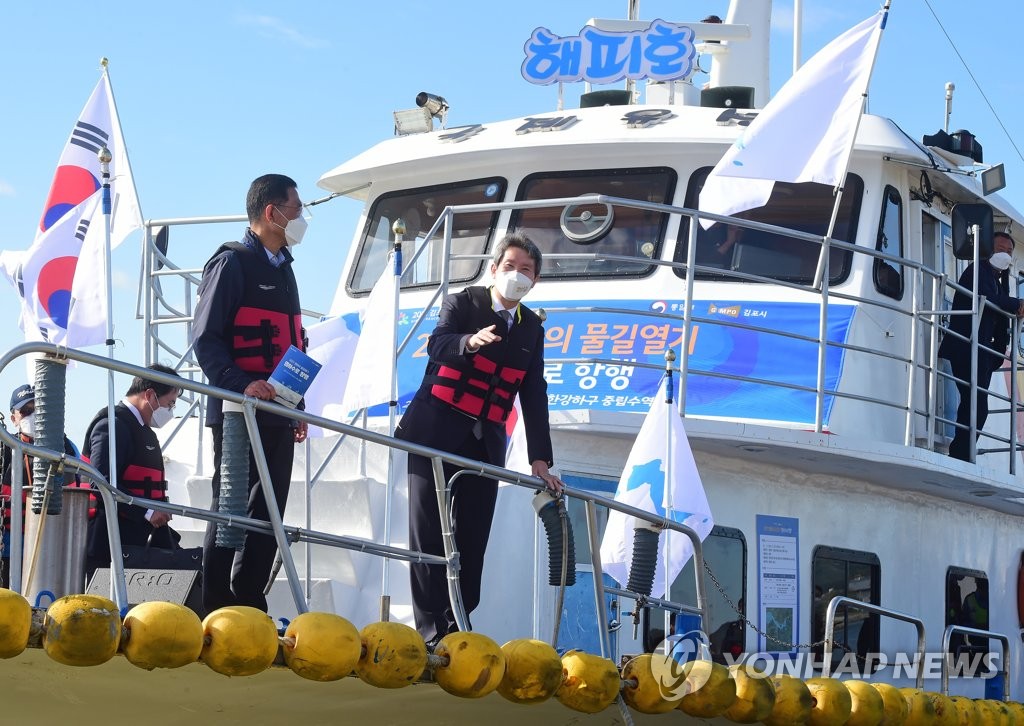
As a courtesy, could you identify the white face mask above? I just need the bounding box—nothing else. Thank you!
[495,270,533,301]
[990,251,1012,271]
[148,398,174,429]
[283,214,308,247]
[18,413,34,438]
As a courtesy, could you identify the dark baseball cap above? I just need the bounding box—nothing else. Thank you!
[10,384,34,413]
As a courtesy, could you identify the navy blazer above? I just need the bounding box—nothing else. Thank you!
[939,261,1020,371]
[396,286,553,469]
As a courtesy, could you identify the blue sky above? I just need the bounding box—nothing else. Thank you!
[0,0,1021,441]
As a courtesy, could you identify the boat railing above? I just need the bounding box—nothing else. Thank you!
[0,341,707,657]
[941,624,1010,698]
[822,596,927,689]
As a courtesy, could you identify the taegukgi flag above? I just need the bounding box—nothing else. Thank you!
[6,70,142,346]
[698,9,887,225]
[600,378,713,599]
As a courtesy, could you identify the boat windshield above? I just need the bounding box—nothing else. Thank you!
[675,167,864,285]
[348,177,506,294]
[509,167,676,279]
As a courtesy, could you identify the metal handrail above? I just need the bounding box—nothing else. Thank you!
[941,624,1010,699]
[822,596,926,688]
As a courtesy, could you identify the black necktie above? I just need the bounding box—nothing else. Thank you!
[499,309,513,330]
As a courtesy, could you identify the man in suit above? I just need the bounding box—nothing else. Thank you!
[939,232,1024,461]
[396,233,562,645]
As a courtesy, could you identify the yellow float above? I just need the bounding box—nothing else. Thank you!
[845,679,885,726]
[555,649,620,714]
[872,682,909,725]
[678,659,737,717]
[200,606,279,677]
[722,662,775,723]
[42,594,120,667]
[805,677,854,726]
[496,638,563,704]
[282,611,361,682]
[431,631,505,698]
[924,692,959,726]
[121,601,203,670]
[947,695,981,726]
[0,588,31,659]
[356,621,427,689]
[762,674,813,726]
[621,653,680,714]
[899,687,937,723]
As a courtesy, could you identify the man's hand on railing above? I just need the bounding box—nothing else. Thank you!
[294,421,308,444]
[532,460,563,494]
[243,380,276,400]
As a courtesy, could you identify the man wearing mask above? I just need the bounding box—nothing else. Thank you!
[396,233,562,647]
[83,364,182,574]
[0,384,79,587]
[192,173,308,613]
[939,232,1024,461]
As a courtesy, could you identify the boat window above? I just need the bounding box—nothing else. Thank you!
[508,167,677,279]
[945,567,990,677]
[676,167,864,285]
[873,186,904,300]
[348,178,506,294]
[645,526,747,662]
[811,546,880,671]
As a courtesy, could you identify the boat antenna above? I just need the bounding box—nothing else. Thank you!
[944,82,954,133]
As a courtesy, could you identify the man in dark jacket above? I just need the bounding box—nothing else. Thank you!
[939,232,1024,461]
[83,365,181,574]
[192,173,308,613]
[396,233,562,645]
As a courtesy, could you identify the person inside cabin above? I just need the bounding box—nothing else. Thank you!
[83,365,182,577]
[192,173,308,614]
[396,233,563,649]
[938,232,1024,462]
[0,384,80,588]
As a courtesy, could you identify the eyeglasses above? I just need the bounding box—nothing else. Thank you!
[275,202,305,212]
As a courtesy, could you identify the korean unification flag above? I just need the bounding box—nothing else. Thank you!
[10,72,142,346]
[698,10,886,225]
[600,380,713,599]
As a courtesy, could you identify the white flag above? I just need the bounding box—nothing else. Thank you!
[699,10,886,224]
[302,313,359,437]
[8,71,142,345]
[600,381,713,599]
[504,396,531,476]
[340,253,399,415]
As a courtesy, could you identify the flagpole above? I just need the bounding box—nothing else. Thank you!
[662,351,676,641]
[811,2,890,431]
[98,144,119,509]
[100,60,145,225]
[380,219,404,620]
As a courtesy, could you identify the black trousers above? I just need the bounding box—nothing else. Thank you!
[407,433,498,642]
[948,356,995,462]
[202,423,293,613]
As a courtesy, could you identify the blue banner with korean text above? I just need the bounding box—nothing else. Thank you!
[380,299,854,427]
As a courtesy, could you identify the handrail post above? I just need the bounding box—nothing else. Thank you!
[584,499,612,659]
[940,624,1010,699]
[432,457,469,633]
[905,265,921,446]
[814,239,830,432]
[823,596,926,688]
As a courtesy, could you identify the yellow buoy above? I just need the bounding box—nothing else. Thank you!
[555,649,620,714]
[497,639,563,704]
[282,611,361,682]
[43,594,120,667]
[762,674,813,726]
[200,606,279,677]
[924,692,959,726]
[621,653,680,714]
[432,631,505,698]
[805,677,854,726]
[898,687,937,724]
[722,663,775,723]
[947,695,981,726]
[1005,700,1024,724]
[871,682,909,725]
[0,588,31,659]
[978,700,1014,726]
[121,601,203,670]
[678,659,737,717]
[356,621,427,689]
[845,679,885,726]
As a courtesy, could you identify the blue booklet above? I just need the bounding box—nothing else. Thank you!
[267,345,322,408]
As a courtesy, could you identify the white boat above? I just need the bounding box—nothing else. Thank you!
[4,0,1024,722]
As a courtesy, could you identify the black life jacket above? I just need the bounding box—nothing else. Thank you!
[424,286,535,425]
[218,241,304,376]
[83,405,166,516]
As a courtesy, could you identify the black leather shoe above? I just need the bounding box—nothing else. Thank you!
[424,634,444,653]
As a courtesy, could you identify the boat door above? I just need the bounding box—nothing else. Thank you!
[552,473,620,657]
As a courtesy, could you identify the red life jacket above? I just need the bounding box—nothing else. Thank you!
[3,434,83,530]
[425,286,535,425]
[83,404,167,518]
[217,242,304,375]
